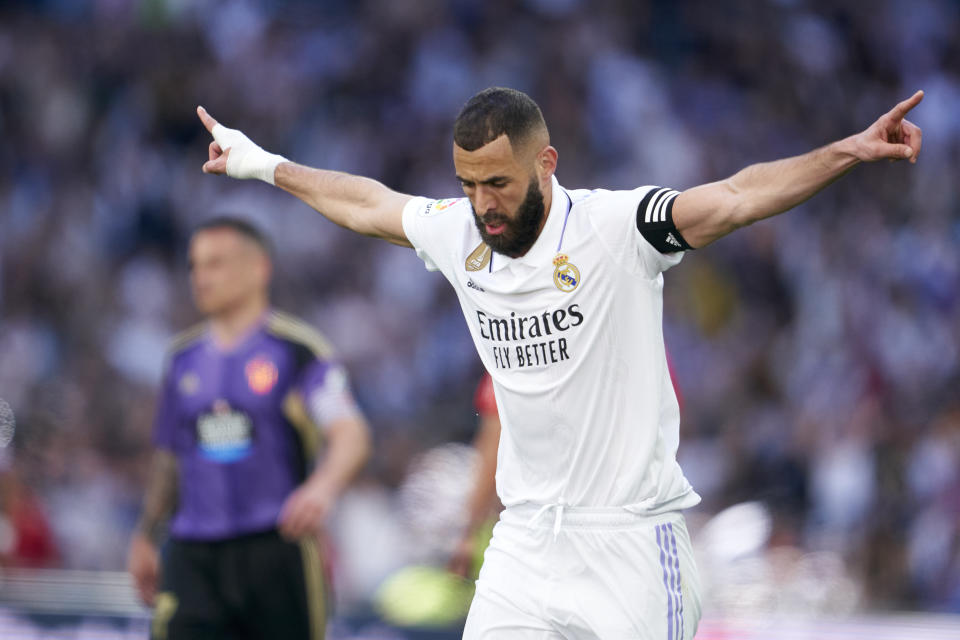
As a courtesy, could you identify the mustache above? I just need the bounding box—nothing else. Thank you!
[478,212,508,225]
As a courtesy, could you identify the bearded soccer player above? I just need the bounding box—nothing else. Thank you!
[196,88,922,639]
[127,218,371,640]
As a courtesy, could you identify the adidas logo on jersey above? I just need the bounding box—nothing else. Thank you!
[665,233,681,247]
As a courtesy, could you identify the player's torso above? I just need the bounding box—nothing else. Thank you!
[440,192,680,506]
[163,325,320,540]
[450,207,615,392]
[168,330,299,465]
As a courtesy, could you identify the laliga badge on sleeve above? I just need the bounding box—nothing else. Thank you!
[553,254,580,292]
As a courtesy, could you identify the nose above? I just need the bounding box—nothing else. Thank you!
[474,185,497,215]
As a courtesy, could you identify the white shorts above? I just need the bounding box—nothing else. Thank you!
[463,505,701,640]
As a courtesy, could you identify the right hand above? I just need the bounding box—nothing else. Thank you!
[127,533,160,607]
[447,533,475,578]
[277,478,337,540]
[196,106,287,184]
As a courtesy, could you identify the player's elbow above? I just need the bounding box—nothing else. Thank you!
[342,416,372,471]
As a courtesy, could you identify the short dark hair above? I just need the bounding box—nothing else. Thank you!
[193,216,272,256]
[453,87,547,152]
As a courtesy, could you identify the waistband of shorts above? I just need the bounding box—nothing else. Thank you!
[502,502,682,530]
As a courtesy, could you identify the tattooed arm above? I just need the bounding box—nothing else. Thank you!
[127,450,179,606]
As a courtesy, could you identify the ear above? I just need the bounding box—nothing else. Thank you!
[536,145,558,184]
[257,253,273,287]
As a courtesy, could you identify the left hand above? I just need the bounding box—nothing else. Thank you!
[855,90,924,163]
[277,480,336,540]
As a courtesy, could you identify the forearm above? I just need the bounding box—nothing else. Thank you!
[727,136,861,225]
[676,137,861,248]
[135,450,179,544]
[306,418,371,496]
[274,163,413,244]
[464,415,500,533]
[197,109,413,245]
[464,457,498,533]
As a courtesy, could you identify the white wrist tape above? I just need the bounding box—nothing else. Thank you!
[211,123,288,185]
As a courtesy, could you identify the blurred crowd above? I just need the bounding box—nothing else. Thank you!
[0,0,957,615]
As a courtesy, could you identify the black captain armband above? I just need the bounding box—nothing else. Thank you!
[636,187,693,253]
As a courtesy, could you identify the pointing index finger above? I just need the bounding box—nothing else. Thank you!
[196,106,219,134]
[889,90,924,121]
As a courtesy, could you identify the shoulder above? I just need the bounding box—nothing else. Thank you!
[571,185,660,214]
[402,196,477,273]
[402,196,474,237]
[165,322,206,361]
[569,185,683,274]
[572,184,681,234]
[567,186,635,240]
[264,310,335,361]
[405,196,472,219]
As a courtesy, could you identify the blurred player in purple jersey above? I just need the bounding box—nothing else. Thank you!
[127,217,370,640]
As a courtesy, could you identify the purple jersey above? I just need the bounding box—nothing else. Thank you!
[153,310,359,541]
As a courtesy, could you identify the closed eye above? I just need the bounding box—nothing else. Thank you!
[456,176,511,189]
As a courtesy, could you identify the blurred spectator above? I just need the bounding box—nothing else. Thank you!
[0,458,59,568]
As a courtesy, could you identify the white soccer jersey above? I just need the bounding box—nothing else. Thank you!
[402,176,701,513]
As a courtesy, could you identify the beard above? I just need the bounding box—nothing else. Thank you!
[472,179,546,258]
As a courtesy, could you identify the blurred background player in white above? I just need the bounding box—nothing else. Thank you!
[448,373,501,579]
[196,87,922,639]
[127,218,371,640]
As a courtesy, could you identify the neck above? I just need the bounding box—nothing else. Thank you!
[208,296,269,349]
[536,179,554,238]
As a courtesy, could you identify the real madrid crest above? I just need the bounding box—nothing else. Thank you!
[553,254,580,292]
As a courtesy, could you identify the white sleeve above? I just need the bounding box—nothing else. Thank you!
[401,196,470,274]
[305,364,362,428]
[583,186,685,279]
[401,197,440,272]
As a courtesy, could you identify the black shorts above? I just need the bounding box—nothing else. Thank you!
[151,530,328,640]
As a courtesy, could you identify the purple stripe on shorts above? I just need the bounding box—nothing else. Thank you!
[664,524,679,640]
[665,524,679,639]
[668,523,684,640]
[656,524,674,640]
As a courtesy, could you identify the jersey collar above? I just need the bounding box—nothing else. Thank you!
[206,308,270,354]
[487,176,568,273]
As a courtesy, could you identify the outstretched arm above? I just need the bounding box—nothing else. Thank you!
[197,107,413,246]
[674,90,924,249]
